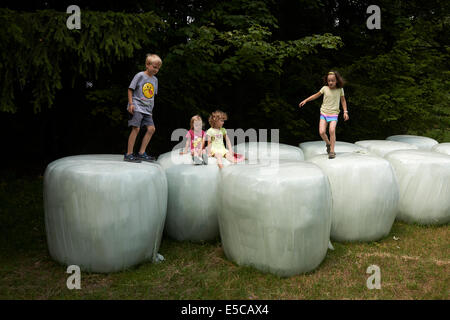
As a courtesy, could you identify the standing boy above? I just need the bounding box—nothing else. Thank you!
[124,53,162,162]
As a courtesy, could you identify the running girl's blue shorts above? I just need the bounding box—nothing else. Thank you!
[320,113,338,122]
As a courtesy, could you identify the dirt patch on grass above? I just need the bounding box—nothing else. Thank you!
[357,252,449,266]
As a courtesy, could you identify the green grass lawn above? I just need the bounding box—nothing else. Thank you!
[0,175,448,300]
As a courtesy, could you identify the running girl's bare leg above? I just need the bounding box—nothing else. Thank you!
[328,121,337,153]
[319,119,330,145]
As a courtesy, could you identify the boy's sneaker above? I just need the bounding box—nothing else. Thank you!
[137,152,156,162]
[124,153,142,163]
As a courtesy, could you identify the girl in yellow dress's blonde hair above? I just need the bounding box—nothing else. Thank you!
[206,110,238,169]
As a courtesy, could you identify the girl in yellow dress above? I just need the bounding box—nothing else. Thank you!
[206,110,237,169]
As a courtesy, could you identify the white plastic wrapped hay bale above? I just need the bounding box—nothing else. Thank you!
[43,155,167,273]
[386,135,438,151]
[156,149,195,170]
[218,161,332,277]
[385,150,450,225]
[431,143,450,156]
[299,141,368,160]
[309,153,399,242]
[156,150,231,242]
[355,140,418,157]
[234,142,304,163]
[163,164,221,241]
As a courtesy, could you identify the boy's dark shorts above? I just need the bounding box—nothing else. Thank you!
[128,111,154,128]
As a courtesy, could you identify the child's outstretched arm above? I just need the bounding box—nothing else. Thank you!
[299,91,322,108]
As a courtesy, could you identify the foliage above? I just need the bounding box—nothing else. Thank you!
[158,0,342,145]
[338,0,450,141]
[0,0,449,168]
[0,8,163,113]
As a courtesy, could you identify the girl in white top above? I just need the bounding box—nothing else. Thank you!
[298,71,349,159]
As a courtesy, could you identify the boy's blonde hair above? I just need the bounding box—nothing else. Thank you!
[208,110,228,128]
[145,54,162,67]
[190,115,203,130]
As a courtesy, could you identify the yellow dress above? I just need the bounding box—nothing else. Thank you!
[206,127,228,156]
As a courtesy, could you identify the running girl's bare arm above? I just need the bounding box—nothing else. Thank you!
[341,96,349,121]
[299,91,322,107]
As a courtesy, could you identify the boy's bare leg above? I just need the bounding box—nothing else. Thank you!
[319,119,331,145]
[139,125,156,154]
[328,121,337,153]
[127,126,140,155]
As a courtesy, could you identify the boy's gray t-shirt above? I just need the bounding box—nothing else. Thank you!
[129,71,158,115]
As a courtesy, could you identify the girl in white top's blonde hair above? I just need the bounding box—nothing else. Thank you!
[298,71,349,159]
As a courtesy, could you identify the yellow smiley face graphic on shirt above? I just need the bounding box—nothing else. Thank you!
[142,83,154,99]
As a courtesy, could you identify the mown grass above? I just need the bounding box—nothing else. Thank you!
[0,176,448,300]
